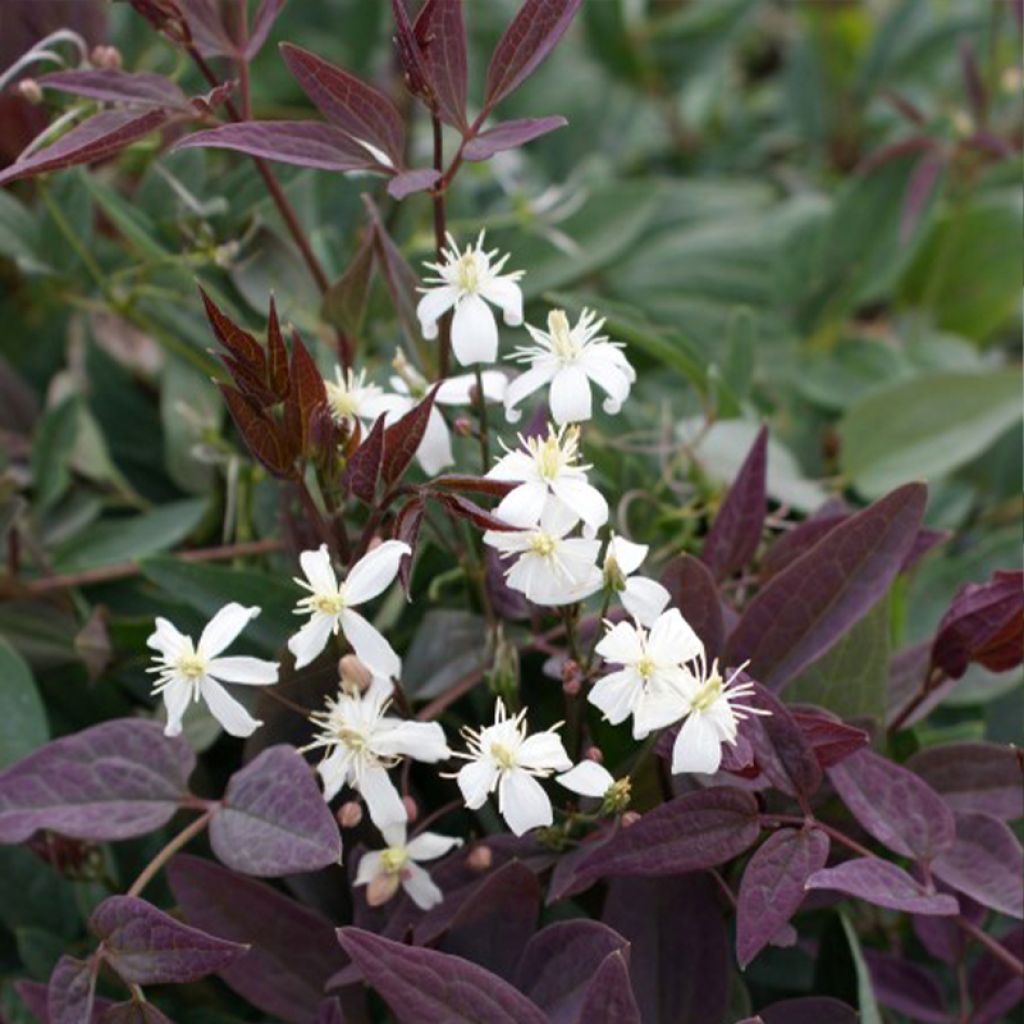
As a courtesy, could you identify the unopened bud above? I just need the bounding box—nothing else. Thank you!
[467,844,493,872]
[17,79,43,104]
[584,745,604,764]
[391,349,427,393]
[601,777,632,815]
[402,796,419,823]
[365,871,401,906]
[337,801,363,828]
[339,654,373,692]
[603,554,626,592]
[562,658,582,696]
[468,383,482,406]
[91,45,123,69]
[621,810,642,829]
[453,416,473,438]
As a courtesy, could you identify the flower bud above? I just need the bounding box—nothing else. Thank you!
[339,654,373,692]
[467,844,492,872]
[402,795,418,823]
[603,553,626,593]
[584,745,604,764]
[365,871,401,907]
[561,658,582,696]
[621,810,642,829]
[601,777,632,815]
[337,801,363,828]
[391,349,427,394]
[453,416,473,438]
[91,45,123,69]
[17,79,43,105]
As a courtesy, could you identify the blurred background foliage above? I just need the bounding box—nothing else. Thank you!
[0,0,1020,1013]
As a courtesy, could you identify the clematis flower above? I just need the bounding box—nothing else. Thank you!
[355,822,461,910]
[602,533,671,626]
[147,604,278,738]
[416,231,524,366]
[483,503,602,607]
[589,608,700,739]
[453,699,571,836]
[670,655,768,776]
[486,423,608,536]
[305,687,450,827]
[505,309,635,425]
[324,367,398,429]
[288,541,410,678]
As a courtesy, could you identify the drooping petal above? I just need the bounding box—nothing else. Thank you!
[503,362,557,423]
[197,603,260,659]
[549,364,593,424]
[344,540,412,606]
[299,545,338,594]
[359,763,408,829]
[199,677,262,737]
[401,862,444,910]
[539,497,581,538]
[671,712,724,775]
[451,293,499,366]
[339,608,401,681]
[206,656,279,685]
[406,831,463,862]
[415,408,454,476]
[495,481,549,528]
[417,285,458,338]
[580,344,633,414]
[288,612,336,669]
[607,535,648,577]
[318,746,352,802]
[550,476,608,535]
[457,759,499,809]
[478,274,523,327]
[595,621,644,666]
[647,608,704,667]
[498,769,553,836]
[517,731,572,772]
[354,851,383,887]
[486,449,537,482]
[160,679,192,738]
[587,668,640,725]
[147,617,190,658]
[620,577,672,627]
[556,760,615,798]
[371,720,450,762]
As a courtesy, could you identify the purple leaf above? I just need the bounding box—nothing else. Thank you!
[486,546,533,621]
[727,483,926,690]
[246,0,287,59]
[907,741,1023,820]
[960,39,988,123]
[932,810,1023,918]
[746,682,823,799]
[0,719,194,844]
[805,858,959,915]
[382,384,441,487]
[40,70,189,110]
[552,787,760,899]
[387,167,441,200]
[89,895,246,984]
[484,0,582,109]
[603,874,730,1024]
[789,708,869,769]
[176,121,380,172]
[659,555,725,659]
[827,748,955,862]
[899,153,945,243]
[17,981,113,1024]
[463,116,567,161]
[913,883,984,965]
[970,926,1023,1024]
[759,509,847,582]
[337,927,550,1024]
[362,195,422,345]
[863,949,949,1024]
[758,997,858,1024]
[701,424,767,580]
[47,956,97,1024]
[413,0,469,129]
[315,999,345,1024]
[167,854,345,1024]
[343,414,387,504]
[100,1002,173,1024]
[575,952,640,1024]
[0,109,170,186]
[209,745,342,877]
[178,0,238,56]
[516,920,629,1024]
[736,828,830,968]
[280,44,406,166]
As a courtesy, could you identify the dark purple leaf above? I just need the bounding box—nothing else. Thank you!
[90,895,246,984]
[343,414,386,504]
[907,741,1023,820]
[283,331,328,459]
[413,0,468,128]
[394,496,425,593]
[392,0,433,102]
[18,980,114,1024]
[280,44,406,166]
[431,475,516,498]
[47,956,97,1024]
[827,748,955,862]
[516,920,629,1024]
[209,745,341,877]
[736,828,830,968]
[387,167,441,199]
[960,39,988,123]
[463,116,568,161]
[220,385,295,478]
[913,883,984,965]
[883,89,928,126]
[860,135,938,174]
[486,546,532,620]
[759,511,846,582]
[176,121,380,172]
[199,286,265,371]
[970,926,1023,1024]
[0,109,169,186]
[178,0,237,56]
[932,810,1023,918]
[315,998,345,1024]
[266,295,290,400]
[901,525,949,573]
[167,854,345,1024]
[863,949,948,1023]
[484,0,582,109]
[659,555,725,659]
[246,0,287,58]
[759,997,858,1024]
[381,385,440,486]
[701,424,767,580]
[40,70,189,110]
[100,1002,173,1024]
[899,153,945,243]
[362,195,421,345]
[746,682,823,799]
[0,719,194,844]
[576,952,640,1024]
[805,858,959,915]
[337,927,549,1024]
[603,874,730,1024]
[552,787,760,899]
[789,708,869,769]
[966,129,1015,159]
[434,492,518,532]
[726,483,926,689]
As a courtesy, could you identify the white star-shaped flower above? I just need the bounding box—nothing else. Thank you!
[486,423,608,536]
[147,604,278,738]
[453,699,571,836]
[589,608,701,739]
[602,533,671,627]
[482,503,602,607]
[325,367,399,429]
[288,541,410,679]
[504,309,635,425]
[416,231,524,366]
[305,687,450,828]
[355,822,462,910]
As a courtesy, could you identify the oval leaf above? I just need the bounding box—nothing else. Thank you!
[463,116,567,161]
[906,741,1023,821]
[805,858,959,916]
[576,951,640,1024]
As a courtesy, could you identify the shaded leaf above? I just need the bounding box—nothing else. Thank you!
[746,682,823,799]
[266,295,290,400]
[283,332,327,458]
[862,950,948,1024]
[789,709,869,770]
[758,997,858,1024]
[101,1000,174,1023]
[387,167,442,199]
[343,414,386,504]
[246,0,287,58]
[805,859,958,915]
[463,116,567,161]
[433,492,518,532]
[40,70,189,110]
[220,385,294,477]
[322,229,375,337]
[906,741,1023,821]
[969,926,1024,1024]
[394,496,425,593]
[200,287,265,372]
[576,952,639,1024]
[413,0,468,128]
[0,637,49,769]
[47,956,97,1024]
[381,385,440,487]
[659,555,725,659]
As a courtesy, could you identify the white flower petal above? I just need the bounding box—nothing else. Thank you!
[344,540,411,606]
[595,621,644,666]
[580,344,633,414]
[478,275,523,327]
[451,293,499,366]
[318,746,352,802]
[354,850,383,887]
[147,617,190,658]
[206,656,278,685]
[160,679,192,737]
[549,364,592,424]
[288,612,336,669]
[587,668,640,725]
[371,720,450,762]
[199,677,261,737]
[495,481,549,528]
[498,770,553,836]
[607,535,648,577]
[517,731,572,772]
[417,285,458,337]
[486,449,537,482]
[550,477,608,534]
[504,362,557,423]
[620,577,672,628]
[402,862,444,910]
[457,759,499,809]
[406,831,463,862]
[632,685,687,740]
[647,608,704,667]
[339,608,401,681]
[197,603,259,659]
[556,761,615,798]
[672,712,724,775]
[359,763,408,829]
[299,545,337,594]
[415,408,454,476]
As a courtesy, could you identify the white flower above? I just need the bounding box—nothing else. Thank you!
[589,608,701,739]
[325,367,399,429]
[486,424,608,536]
[147,604,278,738]
[505,309,635,425]
[556,760,615,798]
[603,533,671,627]
[482,503,602,607]
[417,231,524,366]
[355,822,461,910]
[288,542,410,678]
[670,655,767,776]
[305,687,450,828]
[453,699,571,836]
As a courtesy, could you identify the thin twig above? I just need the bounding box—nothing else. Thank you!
[127,810,213,898]
[430,113,451,378]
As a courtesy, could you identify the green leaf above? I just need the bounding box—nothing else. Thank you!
[83,176,170,262]
[31,397,79,512]
[0,189,48,274]
[0,638,49,769]
[0,846,80,938]
[840,911,883,1024]
[839,369,1022,497]
[161,357,221,494]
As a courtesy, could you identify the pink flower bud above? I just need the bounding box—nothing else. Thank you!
[402,795,418,823]
[91,45,123,69]
[339,654,373,692]
[17,79,43,104]
[337,801,363,828]
[453,417,473,437]
[467,844,492,872]
[584,745,604,764]
[621,811,642,829]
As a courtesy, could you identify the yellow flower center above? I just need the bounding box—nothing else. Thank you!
[528,532,557,558]
[176,652,206,680]
[690,672,724,713]
[336,725,367,750]
[379,846,409,874]
[326,383,358,420]
[636,654,656,680]
[313,592,346,615]
[455,251,480,293]
[547,309,580,362]
[490,741,518,770]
